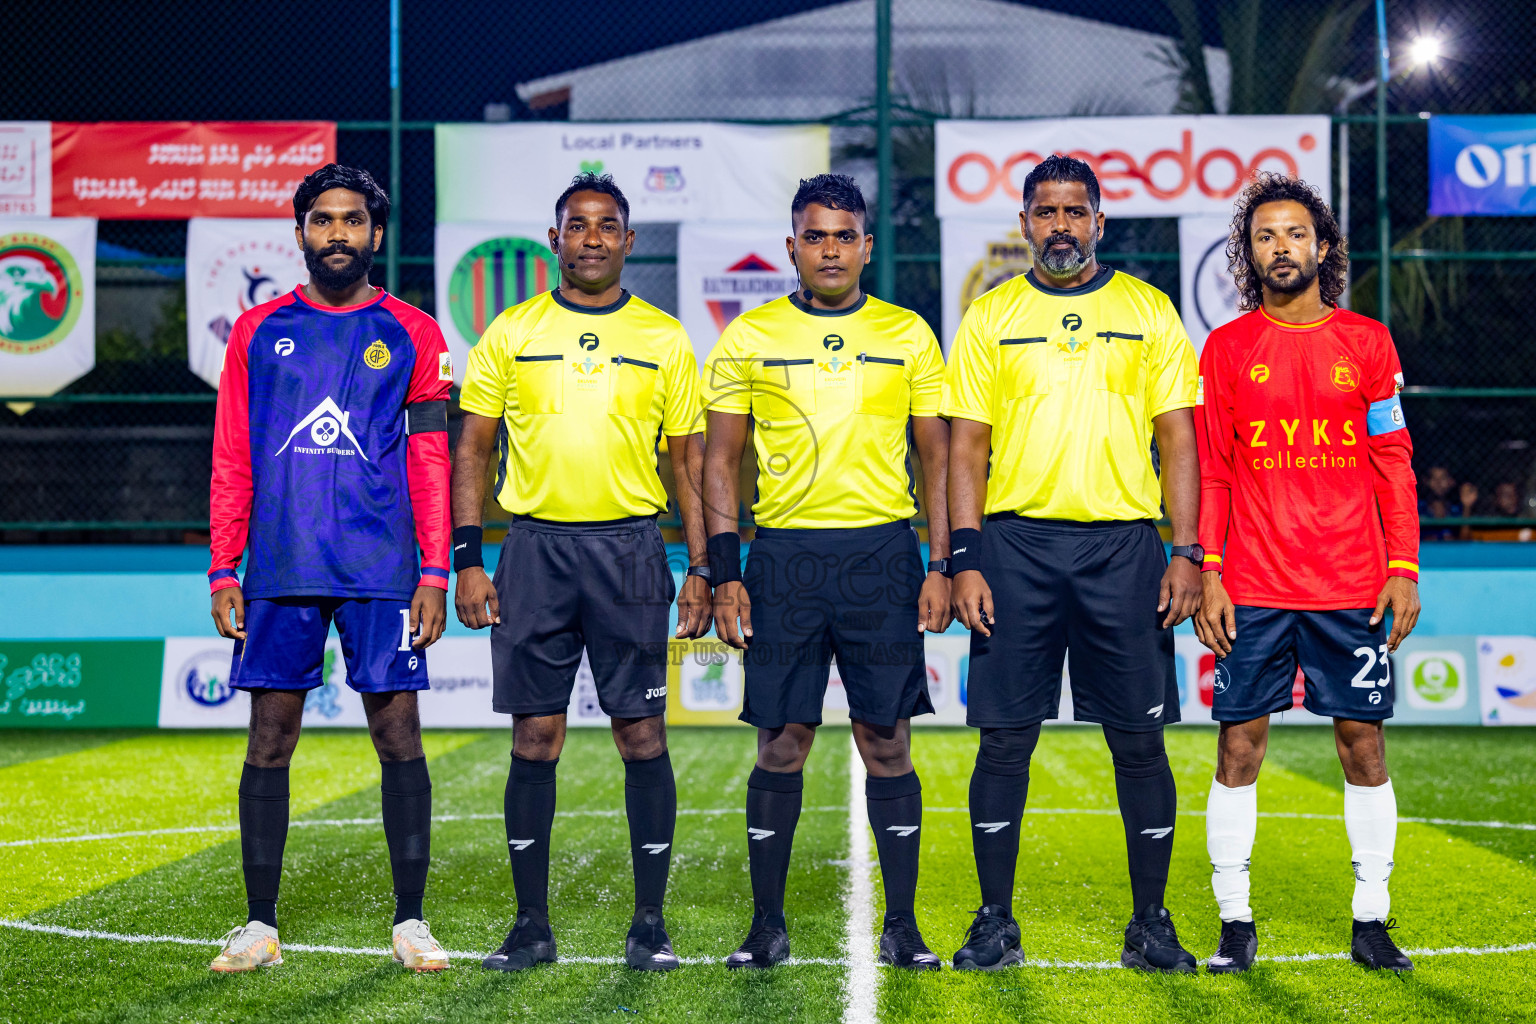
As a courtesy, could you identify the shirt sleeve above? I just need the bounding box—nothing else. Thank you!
[208,316,254,594]
[1366,327,1419,581]
[909,316,945,417]
[661,326,704,436]
[700,322,753,416]
[392,300,453,591]
[1147,296,1199,418]
[1195,331,1235,572]
[939,301,996,424]
[459,315,510,420]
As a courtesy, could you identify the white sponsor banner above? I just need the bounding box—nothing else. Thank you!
[185,218,307,389]
[160,636,606,729]
[0,123,51,217]
[433,221,557,384]
[677,221,800,369]
[1477,635,1536,725]
[936,116,1331,220]
[0,217,96,398]
[435,122,829,224]
[940,217,1033,351]
[1178,215,1243,354]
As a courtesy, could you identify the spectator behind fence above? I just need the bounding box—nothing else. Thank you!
[1418,465,1467,541]
[1471,482,1535,542]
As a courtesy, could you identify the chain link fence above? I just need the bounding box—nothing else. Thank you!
[3,0,1534,541]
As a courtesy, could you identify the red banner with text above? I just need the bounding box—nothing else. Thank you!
[51,122,335,219]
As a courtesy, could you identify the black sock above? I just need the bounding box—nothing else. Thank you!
[1103,725,1177,915]
[505,754,558,919]
[624,751,676,912]
[381,757,432,926]
[239,763,289,929]
[968,726,1040,914]
[866,770,922,923]
[745,766,802,927]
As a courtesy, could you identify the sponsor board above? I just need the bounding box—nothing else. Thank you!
[0,640,161,728]
[0,217,97,398]
[1429,115,1536,217]
[936,116,1330,220]
[0,122,51,216]
[1478,635,1536,725]
[1178,214,1243,353]
[678,222,801,369]
[1391,635,1481,724]
[433,222,558,383]
[939,218,1033,351]
[185,218,307,388]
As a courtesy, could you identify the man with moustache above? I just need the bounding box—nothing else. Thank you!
[208,164,453,973]
[452,172,712,972]
[943,155,1202,972]
[1195,174,1419,974]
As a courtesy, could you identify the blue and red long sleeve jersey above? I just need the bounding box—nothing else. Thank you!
[208,287,452,599]
[1196,307,1419,610]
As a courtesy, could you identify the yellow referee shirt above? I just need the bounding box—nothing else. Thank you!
[942,267,1197,521]
[704,292,944,529]
[459,289,702,521]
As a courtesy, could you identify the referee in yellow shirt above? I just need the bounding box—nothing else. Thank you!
[704,174,951,971]
[943,156,1203,973]
[451,173,712,973]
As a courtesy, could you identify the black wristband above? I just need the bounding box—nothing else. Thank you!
[706,532,743,584]
[949,527,983,575]
[452,525,484,572]
[686,565,713,582]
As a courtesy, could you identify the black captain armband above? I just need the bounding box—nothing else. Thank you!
[453,525,484,572]
[706,532,743,585]
[949,528,983,575]
[406,400,449,434]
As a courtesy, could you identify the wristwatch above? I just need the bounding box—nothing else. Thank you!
[927,559,952,578]
[686,565,713,582]
[1170,544,1205,566]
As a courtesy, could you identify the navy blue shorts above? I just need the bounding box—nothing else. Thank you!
[1213,606,1392,722]
[740,519,933,729]
[230,596,429,693]
[965,515,1179,731]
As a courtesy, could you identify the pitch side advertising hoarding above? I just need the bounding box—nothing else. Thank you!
[0,122,51,216]
[677,221,802,368]
[1429,115,1536,216]
[0,216,97,398]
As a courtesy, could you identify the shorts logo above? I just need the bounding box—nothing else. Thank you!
[886,825,919,837]
[579,332,600,351]
[1250,364,1270,383]
[642,843,670,855]
[747,828,775,841]
[823,333,844,350]
[275,337,295,356]
[1331,357,1361,392]
[1368,690,1383,705]
[363,338,390,369]
[645,685,667,700]
[408,656,419,671]
[508,838,535,851]
[974,821,1009,833]
[1213,662,1232,694]
[1062,313,1082,331]
[1146,703,1164,717]
[1140,826,1173,839]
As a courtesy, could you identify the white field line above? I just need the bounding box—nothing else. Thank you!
[3,919,1530,972]
[842,733,877,1024]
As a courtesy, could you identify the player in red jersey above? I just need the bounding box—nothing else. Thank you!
[1194,175,1420,974]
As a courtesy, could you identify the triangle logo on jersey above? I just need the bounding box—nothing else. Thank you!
[272,396,370,461]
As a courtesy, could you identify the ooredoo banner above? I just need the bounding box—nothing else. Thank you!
[1429,115,1536,216]
[435,122,829,224]
[0,122,51,216]
[186,218,308,389]
[0,217,96,397]
[1178,214,1243,353]
[51,121,335,219]
[936,116,1331,220]
[433,222,560,382]
[677,221,800,368]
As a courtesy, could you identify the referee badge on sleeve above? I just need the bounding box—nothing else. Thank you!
[439,352,453,382]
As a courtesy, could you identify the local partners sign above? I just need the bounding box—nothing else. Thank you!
[0,640,161,727]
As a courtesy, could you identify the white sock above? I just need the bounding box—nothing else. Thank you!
[1206,778,1258,923]
[1344,779,1397,922]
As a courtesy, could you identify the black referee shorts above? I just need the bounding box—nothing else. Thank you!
[965,514,1179,732]
[490,515,675,719]
[740,519,933,729]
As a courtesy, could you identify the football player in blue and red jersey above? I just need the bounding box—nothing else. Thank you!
[1195,175,1420,974]
[206,165,453,973]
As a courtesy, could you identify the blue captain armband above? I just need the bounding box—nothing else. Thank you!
[1366,396,1406,436]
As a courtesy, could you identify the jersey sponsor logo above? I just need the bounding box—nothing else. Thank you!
[1244,417,1361,473]
[579,332,600,351]
[363,338,391,369]
[438,351,453,381]
[885,825,919,837]
[274,337,295,356]
[0,232,84,354]
[1140,826,1173,839]
[1330,357,1361,392]
[974,821,1010,833]
[642,842,671,854]
[273,396,370,460]
[508,838,536,851]
[571,355,604,376]
[1250,364,1270,383]
[817,355,851,375]
[747,828,776,841]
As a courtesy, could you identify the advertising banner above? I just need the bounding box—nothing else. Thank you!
[0,217,96,397]
[433,222,560,382]
[435,122,829,224]
[1429,115,1536,216]
[1391,635,1482,725]
[186,218,308,388]
[0,640,161,728]
[677,221,800,368]
[1477,635,1536,725]
[0,122,51,216]
[936,116,1331,220]
[939,217,1033,350]
[1178,214,1243,353]
[51,121,335,219]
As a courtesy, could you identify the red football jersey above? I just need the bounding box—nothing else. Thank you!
[1196,307,1418,610]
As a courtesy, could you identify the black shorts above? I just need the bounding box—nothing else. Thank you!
[740,519,933,729]
[1213,606,1393,722]
[490,515,675,719]
[965,515,1179,731]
